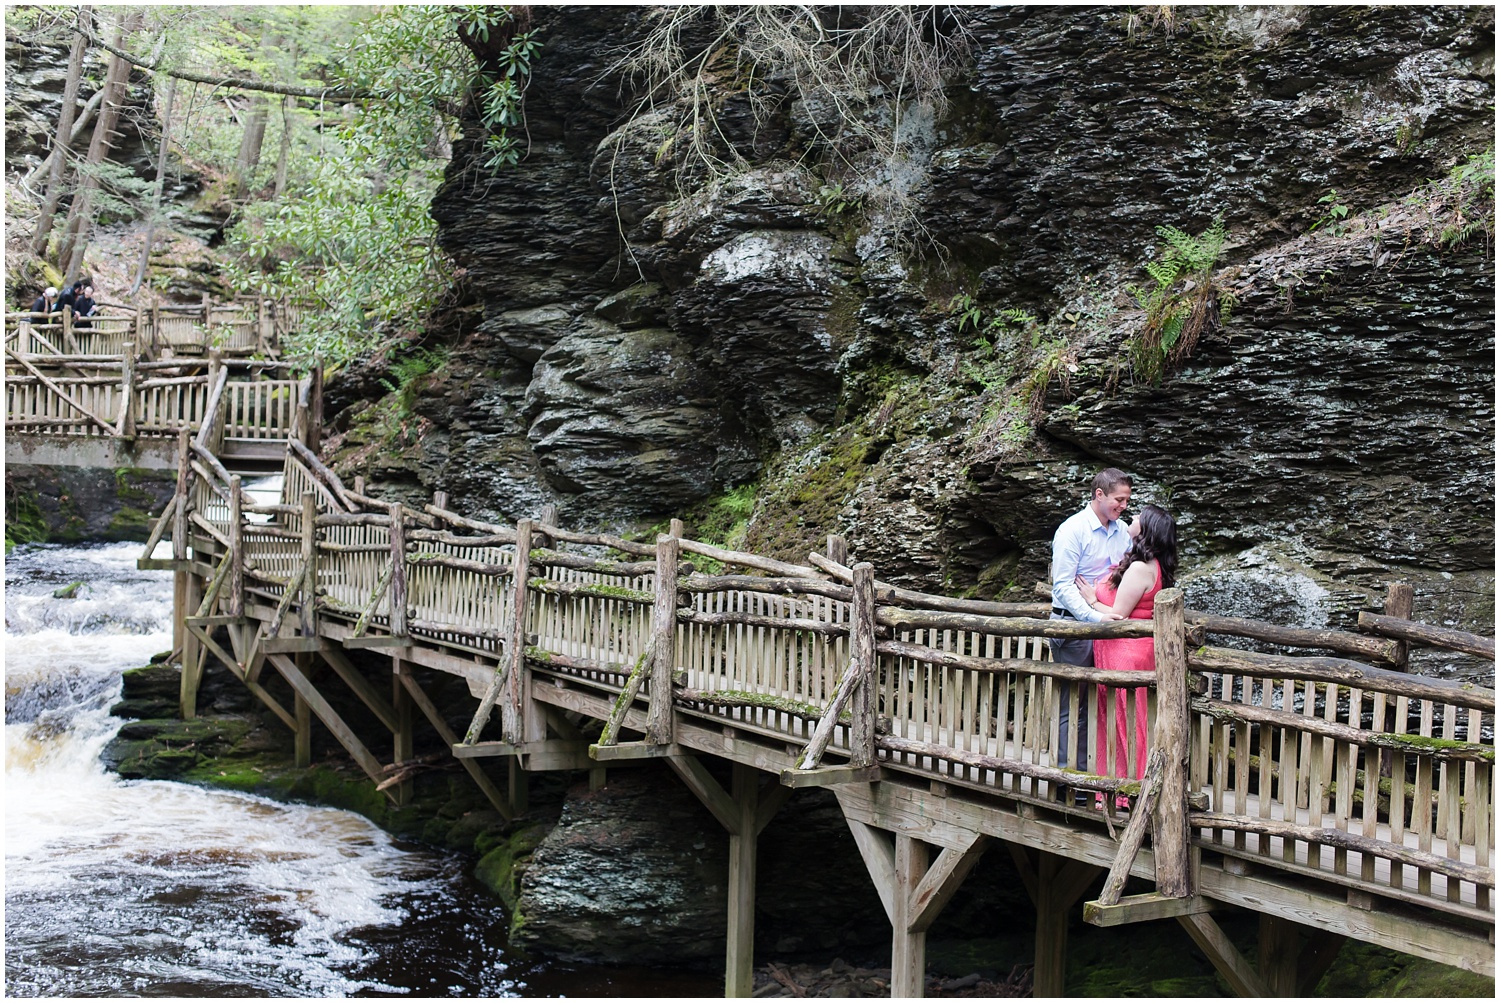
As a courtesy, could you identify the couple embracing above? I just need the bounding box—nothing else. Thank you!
[1048,468,1178,805]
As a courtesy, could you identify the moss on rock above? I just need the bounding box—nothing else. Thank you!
[475,819,555,913]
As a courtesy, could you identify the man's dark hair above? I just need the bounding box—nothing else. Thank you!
[1091,467,1132,497]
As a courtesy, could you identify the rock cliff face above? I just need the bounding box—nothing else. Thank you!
[344,5,1493,640]
[375,12,1496,965]
[4,34,158,179]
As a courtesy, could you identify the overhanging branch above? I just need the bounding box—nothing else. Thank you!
[71,25,374,102]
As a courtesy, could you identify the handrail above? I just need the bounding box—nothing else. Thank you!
[144,429,1498,941]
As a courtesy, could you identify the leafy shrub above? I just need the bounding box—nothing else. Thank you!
[1309,189,1352,236]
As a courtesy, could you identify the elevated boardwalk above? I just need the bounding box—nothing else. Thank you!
[5,304,313,473]
[42,348,1487,996]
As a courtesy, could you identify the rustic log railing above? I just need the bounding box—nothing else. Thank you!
[6,351,304,448]
[139,425,1496,964]
[6,294,299,361]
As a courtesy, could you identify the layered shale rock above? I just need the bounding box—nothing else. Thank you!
[332,5,1491,647]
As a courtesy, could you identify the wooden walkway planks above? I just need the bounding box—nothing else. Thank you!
[114,392,1497,986]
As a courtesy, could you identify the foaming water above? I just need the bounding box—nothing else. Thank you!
[4,540,719,998]
[2,542,514,997]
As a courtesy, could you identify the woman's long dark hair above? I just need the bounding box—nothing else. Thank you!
[1108,503,1177,589]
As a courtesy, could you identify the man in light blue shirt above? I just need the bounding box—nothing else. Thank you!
[1049,468,1133,790]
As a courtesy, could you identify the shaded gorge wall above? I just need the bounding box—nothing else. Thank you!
[325,4,1494,666]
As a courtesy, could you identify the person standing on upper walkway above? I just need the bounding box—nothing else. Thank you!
[1048,467,1133,785]
[30,286,58,318]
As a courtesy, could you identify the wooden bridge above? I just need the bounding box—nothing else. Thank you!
[7,294,297,360]
[10,335,1484,996]
[5,300,313,472]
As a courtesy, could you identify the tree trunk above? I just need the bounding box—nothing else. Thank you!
[234,96,269,193]
[273,40,297,197]
[60,8,141,284]
[131,75,176,295]
[22,88,105,192]
[273,96,293,196]
[31,6,92,258]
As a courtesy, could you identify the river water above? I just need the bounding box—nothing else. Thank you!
[3,541,717,998]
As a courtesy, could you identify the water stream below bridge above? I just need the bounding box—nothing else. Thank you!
[3,539,716,997]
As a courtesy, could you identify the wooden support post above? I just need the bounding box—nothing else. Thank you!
[1384,582,1414,671]
[504,520,533,744]
[205,350,224,452]
[256,298,269,355]
[388,502,407,636]
[538,502,558,547]
[647,533,680,745]
[1259,914,1301,997]
[61,304,74,353]
[727,762,759,998]
[834,805,989,1001]
[394,659,513,819]
[300,491,317,637]
[307,358,323,452]
[118,344,137,437]
[354,475,366,495]
[1031,853,1103,998]
[1151,587,1191,897]
[179,572,203,719]
[227,475,243,617]
[432,489,448,511]
[1177,913,1272,997]
[826,533,848,567]
[201,291,211,334]
[393,660,414,806]
[891,835,929,998]
[171,428,191,653]
[1296,930,1347,995]
[850,562,877,767]
[294,690,312,768]
[665,756,791,998]
[509,758,529,814]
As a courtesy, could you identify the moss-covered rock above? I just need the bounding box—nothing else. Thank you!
[475,819,555,913]
[1369,958,1495,997]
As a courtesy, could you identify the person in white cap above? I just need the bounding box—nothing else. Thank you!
[30,286,59,317]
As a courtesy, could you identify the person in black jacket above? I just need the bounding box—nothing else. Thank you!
[73,284,98,330]
[57,281,78,314]
[29,286,58,317]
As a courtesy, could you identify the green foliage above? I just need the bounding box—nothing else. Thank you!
[222,6,541,365]
[74,160,154,224]
[947,292,985,336]
[1407,146,1495,252]
[692,483,759,548]
[1309,188,1352,236]
[814,183,862,220]
[5,491,49,552]
[1125,216,1235,384]
[379,345,447,418]
[225,163,446,364]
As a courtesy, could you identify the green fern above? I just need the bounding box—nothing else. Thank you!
[1125,216,1232,384]
[380,345,447,418]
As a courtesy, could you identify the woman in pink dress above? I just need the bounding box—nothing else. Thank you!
[1075,504,1178,807]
